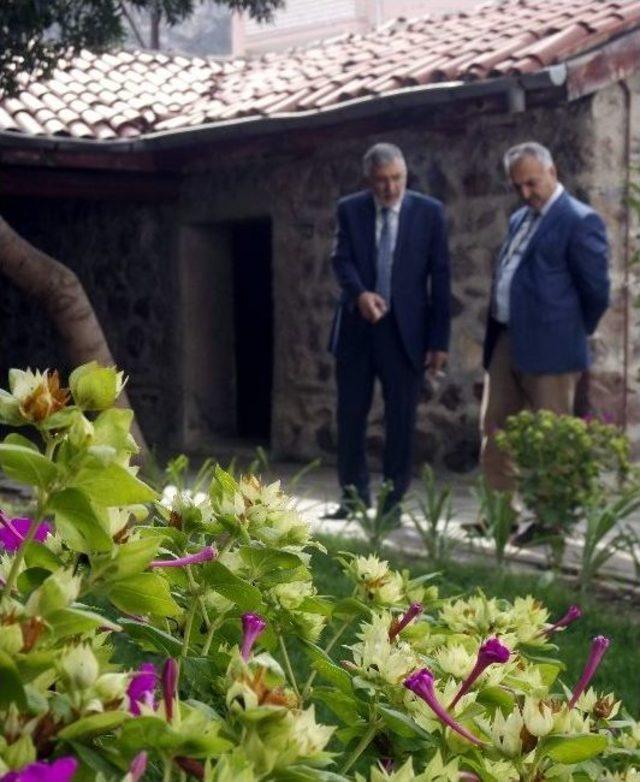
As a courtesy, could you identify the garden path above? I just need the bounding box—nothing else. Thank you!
[264,462,640,590]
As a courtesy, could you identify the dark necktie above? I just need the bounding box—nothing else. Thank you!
[375,207,392,304]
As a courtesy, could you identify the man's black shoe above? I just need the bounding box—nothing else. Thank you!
[321,504,354,520]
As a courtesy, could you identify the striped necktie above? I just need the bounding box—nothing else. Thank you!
[375,207,393,305]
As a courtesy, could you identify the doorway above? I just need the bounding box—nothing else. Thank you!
[231,218,273,443]
[180,216,273,451]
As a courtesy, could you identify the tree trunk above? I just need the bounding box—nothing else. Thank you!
[149,5,161,49]
[0,215,148,454]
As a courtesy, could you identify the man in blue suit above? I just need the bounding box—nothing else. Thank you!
[326,143,451,518]
[481,141,610,490]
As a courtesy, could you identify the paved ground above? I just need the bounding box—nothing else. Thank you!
[260,462,640,588]
[1,460,638,589]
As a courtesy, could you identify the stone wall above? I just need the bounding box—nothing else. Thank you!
[179,86,633,471]
[0,196,181,448]
[1,79,634,468]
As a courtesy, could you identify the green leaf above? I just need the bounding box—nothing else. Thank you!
[542,733,608,763]
[58,711,129,740]
[71,461,156,506]
[120,619,183,656]
[201,561,265,612]
[239,546,305,580]
[313,687,361,725]
[476,686,516,711]
[17,567,51,593]
[376,704,433,740]
[332,597,371,620]
[3,433,38,451]
[23,541,63,572]
[298,596,333,616]
[47,488,113,553]
[98,536,161,582]
[106,573,180,617]
[93,408,138,453]
[301,640,352,695]
[48,607,121,638]
[0,649,27,708]
[67,742,121,778]
[0,443,57,489]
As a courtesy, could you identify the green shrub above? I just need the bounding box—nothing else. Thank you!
[495,410,630,532]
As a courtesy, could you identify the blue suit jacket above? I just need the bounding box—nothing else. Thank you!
[329,189,451,371]
[483,191,610,374]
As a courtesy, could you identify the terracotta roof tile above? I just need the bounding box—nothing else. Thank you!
[1,0,638,141]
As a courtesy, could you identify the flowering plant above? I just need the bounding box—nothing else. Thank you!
[0,363,638,782]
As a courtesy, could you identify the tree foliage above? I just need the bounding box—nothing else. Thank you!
[0,0,285,96]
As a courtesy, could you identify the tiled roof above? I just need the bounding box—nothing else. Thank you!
[1,0,639,141]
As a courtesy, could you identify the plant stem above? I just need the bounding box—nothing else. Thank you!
[340,721,378,774]
[2,437,55,599]
[301,619,352,700]
[181,601,197,658]
[1,498,45,599]
[201,615,225,657]
[278,633,300,698]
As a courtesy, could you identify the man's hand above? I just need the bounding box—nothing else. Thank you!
[357,291,387,323]
[425,350,448,377]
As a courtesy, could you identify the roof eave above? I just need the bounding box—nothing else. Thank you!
[0,68,568,156]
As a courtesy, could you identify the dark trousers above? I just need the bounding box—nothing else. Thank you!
[336,315,422,507]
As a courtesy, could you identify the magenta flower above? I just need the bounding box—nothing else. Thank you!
[128,752,148,782]
[241,612,267,661]
[569,635,611,709]
[150,545,217,569]
[0,514,51,552]
[0,757,78,782]
[388,602,423,641]
[449,637,510,709]
[541,604,582,637]
[404,668,484,746]
[162,658,179,722]
[127,663,157,715]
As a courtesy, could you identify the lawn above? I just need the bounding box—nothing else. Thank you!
[305,533,640,717]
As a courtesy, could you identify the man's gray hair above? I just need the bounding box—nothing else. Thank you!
[503,142,554,174]
[363,143,405,177]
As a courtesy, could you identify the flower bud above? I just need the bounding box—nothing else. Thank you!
[61,645,100,690]
[69,362,126,411]
[25,569,81,618]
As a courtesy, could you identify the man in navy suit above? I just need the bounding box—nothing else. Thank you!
[326,143,451,518]
[481,141,610,490]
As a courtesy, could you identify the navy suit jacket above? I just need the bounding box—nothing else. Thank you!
[329,189,451,371]
[483,191,610,374]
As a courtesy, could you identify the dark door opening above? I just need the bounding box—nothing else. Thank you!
[231,218,273,443]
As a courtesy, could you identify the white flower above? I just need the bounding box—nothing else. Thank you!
[491,709,524,757]
[522,697,554,737]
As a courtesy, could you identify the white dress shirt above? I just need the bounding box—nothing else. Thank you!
[493,183,564,324]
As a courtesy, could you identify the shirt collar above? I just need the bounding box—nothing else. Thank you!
[374,194,404,215]
[537,182,564,217]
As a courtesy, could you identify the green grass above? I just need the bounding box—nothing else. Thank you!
[304,533,640,717]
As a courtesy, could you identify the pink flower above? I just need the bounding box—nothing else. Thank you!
[0,514,51,552]
[127,663,157,715]
[569,635,611,709]
[162,658,179,722]
[128,752,147,782]
[150,546,217,569]
[241,613,267,661]
[388,602,422,641]
[0,757,77,782]
[541,604,582,637]
[404,668,484,746]
[449,637,510,709]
